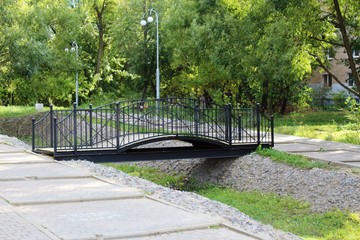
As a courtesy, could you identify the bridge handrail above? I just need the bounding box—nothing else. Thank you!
[32,98,274,154]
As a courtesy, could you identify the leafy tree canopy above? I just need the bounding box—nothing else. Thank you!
[0,0,358,114]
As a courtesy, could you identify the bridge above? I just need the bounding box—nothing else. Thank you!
[32,98,274,162]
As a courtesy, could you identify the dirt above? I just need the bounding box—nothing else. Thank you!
[0,113,44,138]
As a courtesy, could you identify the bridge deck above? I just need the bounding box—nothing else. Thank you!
[36,143,265,162]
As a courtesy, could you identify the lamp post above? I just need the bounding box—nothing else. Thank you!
[65,41,79,105]
[140,8,160,102]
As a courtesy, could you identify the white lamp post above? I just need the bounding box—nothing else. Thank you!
[65,41,79,105]
[140,8,160,102]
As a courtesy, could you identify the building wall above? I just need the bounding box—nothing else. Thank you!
[308,49,355,94]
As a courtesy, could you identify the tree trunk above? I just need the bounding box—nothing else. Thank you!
[94,1,106,75]
[261,79,269,112]
[280,98,287,115]
[332,0,360,97]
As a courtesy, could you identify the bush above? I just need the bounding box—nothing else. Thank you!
[331,91,348,109]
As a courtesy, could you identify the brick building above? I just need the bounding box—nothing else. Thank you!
[308,48,359,94]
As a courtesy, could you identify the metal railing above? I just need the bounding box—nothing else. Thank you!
[32,98,274,155]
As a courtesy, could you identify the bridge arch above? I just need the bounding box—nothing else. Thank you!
[118,135,230,153]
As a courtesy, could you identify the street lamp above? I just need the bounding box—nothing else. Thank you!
[65,41,79,105]
[140,8,160,102]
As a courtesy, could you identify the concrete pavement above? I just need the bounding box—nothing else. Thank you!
[274,134,360,168]
[0,138,262,240]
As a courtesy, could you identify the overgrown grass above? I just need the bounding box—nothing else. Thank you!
[106,163,360,240]
[104,163,198,191]
[0,105,72,118]
[275,110,360,145]
[257,148,331,169]
[0,106,41,118]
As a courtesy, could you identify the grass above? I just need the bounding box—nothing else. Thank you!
[106,163,360,240]
[104,163,198,191]
[0,106,42,118]
[198,186,360,240]
[275,110,360,145]
[257,147,331,169]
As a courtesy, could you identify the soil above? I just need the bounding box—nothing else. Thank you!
[0,113,44,138]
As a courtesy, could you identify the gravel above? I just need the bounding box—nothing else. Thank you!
[0,134,32,150]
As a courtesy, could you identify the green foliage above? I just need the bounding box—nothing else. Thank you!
[1,0,359,114]
[256,148,329,169]
[331,91,349,109]
[346,97,360,123]
[310,87,332,109]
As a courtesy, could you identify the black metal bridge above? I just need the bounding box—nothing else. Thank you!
[32,98,274,162]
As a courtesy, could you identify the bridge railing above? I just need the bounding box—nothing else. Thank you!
[32,98,274,154]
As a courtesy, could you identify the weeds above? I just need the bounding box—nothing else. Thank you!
[256,147,330,169]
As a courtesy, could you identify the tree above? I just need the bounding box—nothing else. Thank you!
[302,0,360,98]
[239,0,314,113]
[162,0,313,113]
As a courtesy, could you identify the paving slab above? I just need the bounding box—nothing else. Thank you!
[300,150,360,163]
[17,199,221,240]
[275,134,309,143]
[0,143,26,153]
[0,152,52,164]
[0,162,91,181]
[0,178,142,205]
[345,162,360,167]
[0,198,14,214]
[0,212,53,240]
[128,227,259,240]
[275,134,360,152]
[299,139,360,152]
[273,143,330,152]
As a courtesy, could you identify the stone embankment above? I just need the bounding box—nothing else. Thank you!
[130,153,360,213]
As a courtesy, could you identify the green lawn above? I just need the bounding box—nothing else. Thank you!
[275,110,360,145]
[0,106,41,118]
[256,147,331,169]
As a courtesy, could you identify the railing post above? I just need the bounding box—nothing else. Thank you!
[73,102,77,155]
[32,118,35,151]
[89,104,93,146]
[238,115,242,141]
[256,103,261,145]
[53,117,58,157]
[115,102,120,152]
[195,104,199,137]
[271,115,274,147]
[228,104,232,145]
[224,104,232,144]
[49,104,54,147]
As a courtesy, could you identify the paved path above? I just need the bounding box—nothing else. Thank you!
[274,134,360,168]
[0,138,262,240]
